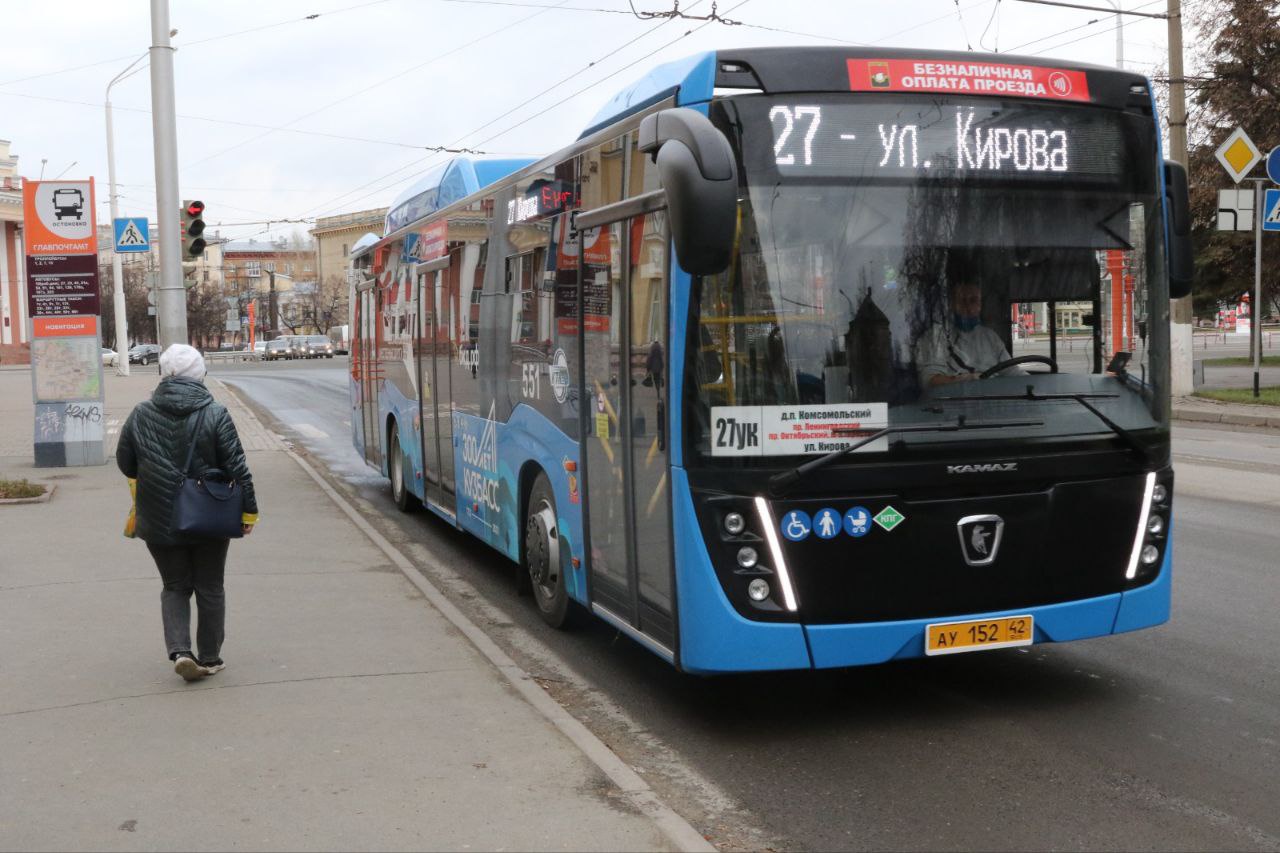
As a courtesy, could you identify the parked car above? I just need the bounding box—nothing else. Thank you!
[303,335,335,359]
[128,344,162,365]
[101,348,118,367]
[263,340,292,361]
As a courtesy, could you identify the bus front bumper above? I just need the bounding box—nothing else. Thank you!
[804,544,1170,668]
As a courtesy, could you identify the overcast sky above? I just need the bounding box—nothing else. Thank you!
[2,0,1178,242]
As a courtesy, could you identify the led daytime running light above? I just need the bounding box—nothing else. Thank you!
[754,496,798,612]
[1125,472,1157,580]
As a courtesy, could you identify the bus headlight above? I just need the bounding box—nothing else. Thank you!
[747,579,770,602]
[737,546,758,569]
[1127,472,1172,582]
[724,512,746,535]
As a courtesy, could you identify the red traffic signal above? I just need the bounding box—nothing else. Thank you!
[181,199,207,258]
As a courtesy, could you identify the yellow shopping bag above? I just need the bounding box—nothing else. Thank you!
[124,478,137,538]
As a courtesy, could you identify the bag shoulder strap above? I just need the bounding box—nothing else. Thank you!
[182,406,209,477]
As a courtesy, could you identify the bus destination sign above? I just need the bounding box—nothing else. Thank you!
[848,59,1090,103]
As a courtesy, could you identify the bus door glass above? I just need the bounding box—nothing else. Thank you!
[436,263,456,497]
[359,284,381,468]
[582,211,674,649]
[417,264,445,510]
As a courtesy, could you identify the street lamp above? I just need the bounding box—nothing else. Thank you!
[1101,0,1124,69]
[105,51,148,376]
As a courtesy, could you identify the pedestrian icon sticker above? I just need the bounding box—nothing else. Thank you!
[113,217,150,253]
[1264,188,1280,233]
[844,506,871,537]
[780,510,812,542]
[814,508,842,539]
[873,506,905,532]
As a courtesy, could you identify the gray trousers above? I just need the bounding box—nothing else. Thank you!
[146,540,230,661]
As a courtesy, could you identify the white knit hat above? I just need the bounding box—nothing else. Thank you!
[159,344,207,381]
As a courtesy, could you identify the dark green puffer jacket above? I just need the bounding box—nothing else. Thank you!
[117,378,259,545]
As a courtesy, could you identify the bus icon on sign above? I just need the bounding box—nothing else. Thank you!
[52,188,84,221]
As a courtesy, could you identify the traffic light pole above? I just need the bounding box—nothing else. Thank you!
[149,0,187,348]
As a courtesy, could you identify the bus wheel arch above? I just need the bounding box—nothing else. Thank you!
[523,468,572,629]
[387,417,418,513]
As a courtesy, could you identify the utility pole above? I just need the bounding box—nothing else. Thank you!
[1166,0,1193,396]
[268,269,278,335]
[149,0,187,348]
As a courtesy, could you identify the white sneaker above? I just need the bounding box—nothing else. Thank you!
[201,660,226,675]
[174,655,210,682]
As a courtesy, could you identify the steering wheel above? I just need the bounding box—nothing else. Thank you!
[979,354,1058,379]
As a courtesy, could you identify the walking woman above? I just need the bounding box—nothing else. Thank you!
[117,344,259,681]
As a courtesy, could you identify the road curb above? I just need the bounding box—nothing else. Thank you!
[1174,407,1280,430]
[217,382,716,853]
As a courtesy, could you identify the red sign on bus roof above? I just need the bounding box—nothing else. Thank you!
[848,59,1091,103]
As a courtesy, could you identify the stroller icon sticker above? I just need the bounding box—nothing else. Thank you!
[780,510,812,542]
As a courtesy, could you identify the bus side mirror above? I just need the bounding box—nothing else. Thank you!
[638,108,738,276]
[1164,160,1193,299]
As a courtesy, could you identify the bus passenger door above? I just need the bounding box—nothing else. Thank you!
[416,257,451,512]
[581,210,675,658]
[436,263,456,498]
[358,283,381,469]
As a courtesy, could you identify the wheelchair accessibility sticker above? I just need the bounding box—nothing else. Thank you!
[780,510,812,541]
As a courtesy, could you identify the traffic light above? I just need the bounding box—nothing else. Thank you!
[181,199,206,259]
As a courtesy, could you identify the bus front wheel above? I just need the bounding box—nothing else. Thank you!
[525,473,571,628]
[389,429,418,513]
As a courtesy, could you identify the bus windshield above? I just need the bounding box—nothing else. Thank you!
[689,93,1169,463]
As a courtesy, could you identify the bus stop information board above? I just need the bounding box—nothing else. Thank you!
[22,179,105,467]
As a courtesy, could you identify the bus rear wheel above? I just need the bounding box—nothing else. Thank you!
[389,429,418,513]
[525,473,571,628]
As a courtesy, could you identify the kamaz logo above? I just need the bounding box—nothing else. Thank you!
[947,462,1018,474]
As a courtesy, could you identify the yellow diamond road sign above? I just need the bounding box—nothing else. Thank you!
[1216,127,1263,184]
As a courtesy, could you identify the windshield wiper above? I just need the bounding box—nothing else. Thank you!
[767,415,1044,497]
[934,386,1149,464]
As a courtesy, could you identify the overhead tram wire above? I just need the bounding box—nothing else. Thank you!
[233,0,739,240]
[177,0,397,49]
[1025,0,1199,56]
[299,0,754,222]
[953,0,976,49]
[181,0,578,172]
[1001,0,1177,55]
[0,88,519,155]
[0,0,395,90]
[288,0,717,221]
[870,0,994,46]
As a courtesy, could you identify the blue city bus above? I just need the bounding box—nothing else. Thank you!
[349,47,1192,673]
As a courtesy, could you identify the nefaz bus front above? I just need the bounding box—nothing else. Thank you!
[349,47,1192,673]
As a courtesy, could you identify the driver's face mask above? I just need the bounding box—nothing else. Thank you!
[953,312,981,333]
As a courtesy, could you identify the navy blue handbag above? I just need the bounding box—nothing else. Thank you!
[172,408,244,539]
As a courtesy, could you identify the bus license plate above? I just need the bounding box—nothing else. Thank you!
[925,615,1034,656]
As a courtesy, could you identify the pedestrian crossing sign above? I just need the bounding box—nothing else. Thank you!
[1265,189,1280,233]
[113,217,150,253]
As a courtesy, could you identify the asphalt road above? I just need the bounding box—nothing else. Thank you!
[215,358,1280,851]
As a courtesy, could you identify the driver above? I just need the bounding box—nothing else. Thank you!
[917,274,1022,388]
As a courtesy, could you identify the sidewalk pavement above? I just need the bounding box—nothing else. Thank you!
[1173,395,1280,430]
[0,368,685,852]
